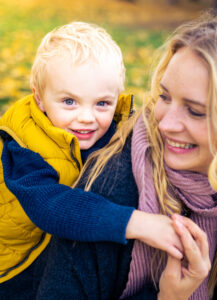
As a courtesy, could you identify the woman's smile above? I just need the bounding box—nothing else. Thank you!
[165,137,197,154]
[154,47,213,174]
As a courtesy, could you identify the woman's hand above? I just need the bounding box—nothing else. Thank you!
[125,210,183,259]
[158,214,211,300]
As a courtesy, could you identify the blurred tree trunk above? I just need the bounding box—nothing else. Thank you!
[214,0,217,8]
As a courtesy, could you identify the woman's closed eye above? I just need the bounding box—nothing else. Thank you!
[159,94,170,102]
[187,106,206,118]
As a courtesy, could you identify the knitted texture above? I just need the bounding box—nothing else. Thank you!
[2,121,134,244]
[36,136,141,300]
[121,115,217,300]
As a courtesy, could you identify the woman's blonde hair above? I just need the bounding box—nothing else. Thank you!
[77,11,217,297]
[30,21,125,98]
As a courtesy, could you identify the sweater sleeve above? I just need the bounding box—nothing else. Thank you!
[1,139,135,244]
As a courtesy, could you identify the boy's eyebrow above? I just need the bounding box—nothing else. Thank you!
[57,91,78,98]
[95,94,117,100]
[58,91,117,100]
[160,83,206,108]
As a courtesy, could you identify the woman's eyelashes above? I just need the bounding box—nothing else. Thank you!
[159,94,206,118]
[159,94,169,102]
[186,106,206,118]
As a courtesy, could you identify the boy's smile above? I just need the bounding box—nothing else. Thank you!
[68,129,96,140]
[35,54,120,150]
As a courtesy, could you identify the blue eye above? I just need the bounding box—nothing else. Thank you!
[97,101,109,107]
[64,98,75,105]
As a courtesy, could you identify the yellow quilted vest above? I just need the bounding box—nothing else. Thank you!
[0,93,133,282]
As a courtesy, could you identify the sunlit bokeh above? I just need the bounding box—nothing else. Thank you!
[0,0,212,114]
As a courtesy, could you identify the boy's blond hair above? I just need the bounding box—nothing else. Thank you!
[30,22,125,98]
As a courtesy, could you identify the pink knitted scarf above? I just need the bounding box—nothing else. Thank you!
[121,115,217,300]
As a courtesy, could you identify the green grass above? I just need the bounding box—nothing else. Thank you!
[2,0,206,112]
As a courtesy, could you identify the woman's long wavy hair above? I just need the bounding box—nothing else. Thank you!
[75,11,217,298]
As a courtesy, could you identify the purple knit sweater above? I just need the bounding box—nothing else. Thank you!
[121,115,217,300]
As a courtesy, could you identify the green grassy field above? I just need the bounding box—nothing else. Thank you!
[0,0,210,113]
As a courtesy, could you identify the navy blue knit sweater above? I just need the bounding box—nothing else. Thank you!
[1,122,134,244]
[36,135,217,300]
[36,134,158,300]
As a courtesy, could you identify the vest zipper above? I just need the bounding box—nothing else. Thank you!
[70,141,81,172]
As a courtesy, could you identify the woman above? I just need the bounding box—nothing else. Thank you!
[33,12,217,300]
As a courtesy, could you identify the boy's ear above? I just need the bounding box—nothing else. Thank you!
[32,88,45,112]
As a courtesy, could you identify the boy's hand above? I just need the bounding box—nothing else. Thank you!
[125,210,183,259]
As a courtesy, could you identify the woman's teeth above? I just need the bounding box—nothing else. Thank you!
[167,139,195,149]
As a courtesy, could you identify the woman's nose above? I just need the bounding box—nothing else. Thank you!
[158,107,184,133]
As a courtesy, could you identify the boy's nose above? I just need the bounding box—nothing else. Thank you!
[77,109,95,123]
[158,107,184,133]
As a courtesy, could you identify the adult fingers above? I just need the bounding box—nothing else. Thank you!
[172,215,211,277]
[158,255,181,300]
[172,217,202,267]
[172,214,209,260]
[178,215,209,260]
[163,254,181,280]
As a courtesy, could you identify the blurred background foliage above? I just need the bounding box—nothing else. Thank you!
[0,0,215,114]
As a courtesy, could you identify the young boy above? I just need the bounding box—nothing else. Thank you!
[0,22,183,298]
[0,22,135,285]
